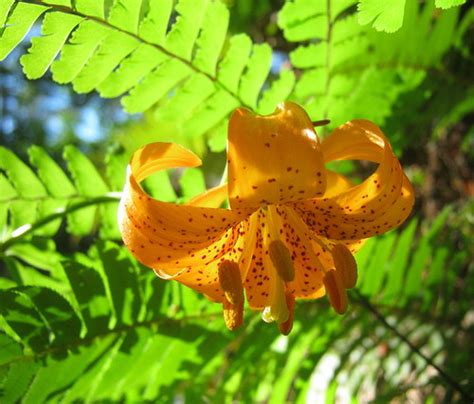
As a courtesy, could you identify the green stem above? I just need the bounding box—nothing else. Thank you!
[353,290,473,401]
[0,193,121,251]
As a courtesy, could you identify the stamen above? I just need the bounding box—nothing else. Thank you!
[278,293,295,335]
[218,260,244,305]
[223,300,244,330]
[261,276,289,324]
[269,240,295,282]
[332,244,358,288]
[323,270,348,314]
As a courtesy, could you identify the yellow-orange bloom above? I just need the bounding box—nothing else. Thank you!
[118,102,414,333]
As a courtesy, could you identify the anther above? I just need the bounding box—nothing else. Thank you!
[223,300,244,330]
[323,270,348,314]
[218,260,244,305]
[269,240,295,282]
[332,244,357,288]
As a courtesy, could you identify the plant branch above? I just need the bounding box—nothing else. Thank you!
[353,290,473,401]
[0,193,121,251]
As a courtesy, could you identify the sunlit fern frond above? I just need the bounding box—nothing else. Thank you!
[1,0,295,151]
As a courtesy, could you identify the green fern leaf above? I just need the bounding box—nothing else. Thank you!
[0,244,231,402]
[0,0,15,28]
[238,43,273,110]
[0,2,47,61]
[20,12,83,79]
[357,0,406,33]
[28,146,76,198]
[193,1,229,76]
[279,0,460,132]
[435,0,466,9]
[51,20,111,84]
[0,146,123,248]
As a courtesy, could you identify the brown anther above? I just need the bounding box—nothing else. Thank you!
[269,240,295,282]
[323,270,348,314]
[332,244,358,288]
[223,300,244,331]
[218,260,244,305]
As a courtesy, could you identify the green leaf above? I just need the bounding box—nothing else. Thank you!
[357,0,406,33]
[0,0,15,27]
[258,70,296,114]
[179,168,206,202]
[63,146,109,236]
[20,12,83,79]
[0,289,51,351]
[435,0,466,9]
[0,3,47,61]
[107,0,142,34]
[95,242,142,326]
[239,43,272,109]
[97,44,166,98]
[193,1,229,76]
[142,171,177,202]
[28,146,76,198]
[51,20,110,84]
[122,58,192,113]
[165,0,208,60]
[62,260,111,334]
[0,147,47,200]
[72,30,139,93]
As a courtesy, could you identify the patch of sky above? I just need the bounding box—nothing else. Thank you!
[76,105,102,143]
[271,50,289,74]
[0,22,143,148]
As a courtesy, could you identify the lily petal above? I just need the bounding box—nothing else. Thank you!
[227,102,326,211]
[292,120,414,240]
[187,184,228,208]
[243,210,272,308]
[118,143,248,279]
[171,218,252,301]
[278,206,326,299]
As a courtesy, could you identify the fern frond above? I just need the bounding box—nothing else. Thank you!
[0,145,122,245]
[0,241,231,402]
[356,0,467,33]
[279,0,463,130]
[1,0,292,151]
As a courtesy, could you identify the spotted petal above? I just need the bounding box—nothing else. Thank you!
[292,120,414,240]
[227,102,327,211]
[118,143,247,279]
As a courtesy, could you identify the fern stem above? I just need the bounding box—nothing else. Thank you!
[0,193,121,251]
[353,290,473,401]
[21,0,253,111]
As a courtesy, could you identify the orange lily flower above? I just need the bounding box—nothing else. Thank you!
[118,102,414,334]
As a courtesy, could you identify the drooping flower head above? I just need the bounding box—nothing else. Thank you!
[118,102,414,334]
